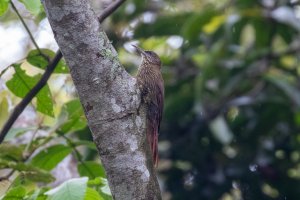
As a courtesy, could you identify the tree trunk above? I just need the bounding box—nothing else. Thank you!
[41,0,161,199]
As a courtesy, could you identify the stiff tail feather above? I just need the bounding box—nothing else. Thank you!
[147,119,158,166]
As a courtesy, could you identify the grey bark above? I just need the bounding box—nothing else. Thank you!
[41,0,161,199]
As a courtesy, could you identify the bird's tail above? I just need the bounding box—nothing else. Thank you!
[147,119,158,167]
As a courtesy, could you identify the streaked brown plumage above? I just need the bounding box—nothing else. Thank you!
[133,45,164,166]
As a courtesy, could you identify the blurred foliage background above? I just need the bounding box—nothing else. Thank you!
[1,0,300,199]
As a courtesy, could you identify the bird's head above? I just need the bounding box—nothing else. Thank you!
[132,45,161,67]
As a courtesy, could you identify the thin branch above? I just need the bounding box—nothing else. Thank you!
[24,116,45,153]
[269,45,300,58]
[0,66,12,77]
[0,135,55,182]
[10,1,43,56]
[0,51,62,143]
[0,0,127,143]
[0,169,15,181]
[98,0,126,22]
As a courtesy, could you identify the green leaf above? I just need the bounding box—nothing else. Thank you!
[3,186,26,200]
[27,49,69,73]
[277,23,297,44]
[252,18,273,48]
[0,96,8,128]
[19,0,42,15]
[98,178,111,198]
[21,169,55,183]
[6,64,54,117]
[87,177,104,187]
[87,178,112,200]
[84,188,104,200]
[77,161,106,179]
[0,159,55,183]
[0,0,9,16]
[0,143,24,161]
[30,144,72,171]
[58,99,86,134]
[3,162,55,183]
[45,177,88,200]
[209,115,234,145]
[236,0,258,8]
[4,127,36,141]
[182,7,218,45]
[13,163,55,183]
[74,140,97,150]
[266,74,300,107]
[27,188,48,200]
[27,49,50,69]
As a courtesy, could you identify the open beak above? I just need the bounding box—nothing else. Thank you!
[132,44,146,56]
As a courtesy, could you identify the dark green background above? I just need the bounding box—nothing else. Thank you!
[112,0,300,199]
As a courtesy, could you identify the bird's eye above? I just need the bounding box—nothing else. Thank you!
[150,52,156,57]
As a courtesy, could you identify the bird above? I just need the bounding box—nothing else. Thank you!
[133,45,164,167]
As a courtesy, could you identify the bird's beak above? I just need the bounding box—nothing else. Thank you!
[132,45,146,56]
